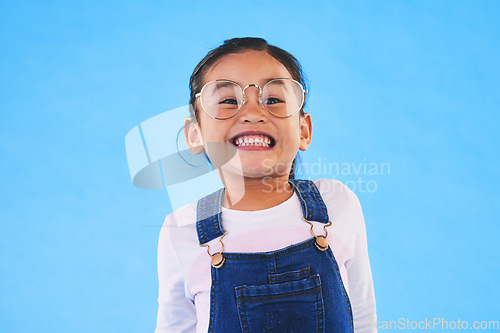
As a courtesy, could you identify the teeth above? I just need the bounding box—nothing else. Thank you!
[234,135,272,147]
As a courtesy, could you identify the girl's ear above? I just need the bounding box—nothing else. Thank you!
[299,113,313,151]
[184,117,205,154]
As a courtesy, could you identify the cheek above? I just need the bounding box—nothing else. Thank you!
[280,132,302,156]
[285,123,302,143]
[199,121,231,143]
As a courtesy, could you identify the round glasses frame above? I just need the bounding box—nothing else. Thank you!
[194,78,308,120]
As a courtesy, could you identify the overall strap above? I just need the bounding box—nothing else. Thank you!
[288,179,330,224]
[196,188,225,245]
[196,179,330,245]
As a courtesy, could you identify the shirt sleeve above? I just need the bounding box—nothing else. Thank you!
[155,218,197,333]
[345,187,377,333]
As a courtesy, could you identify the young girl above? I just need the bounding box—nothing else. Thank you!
[155,37,377,333]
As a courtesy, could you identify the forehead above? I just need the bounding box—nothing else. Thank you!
[203,50,293,87]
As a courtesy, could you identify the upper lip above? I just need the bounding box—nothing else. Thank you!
[230,130,275,145]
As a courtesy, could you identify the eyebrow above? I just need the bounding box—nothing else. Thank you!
[206,77,290,92]
[214,81,237,89]
[262,77,288,85]
[202,81,236,98]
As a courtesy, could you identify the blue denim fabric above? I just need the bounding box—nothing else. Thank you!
[196,179,353,332]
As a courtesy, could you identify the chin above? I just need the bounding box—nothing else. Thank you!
[240,168,270,178]
[242,168,288,179]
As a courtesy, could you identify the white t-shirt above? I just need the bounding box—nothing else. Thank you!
[155,179,377,333]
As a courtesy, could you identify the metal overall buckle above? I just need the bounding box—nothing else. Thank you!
[303,217,333,251]
[199,230,227,268]
[200,216,332,268]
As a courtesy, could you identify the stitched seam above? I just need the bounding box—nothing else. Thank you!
[312,182,328,222]
[219,238,316,260]
[243,299,249,333]
[291,180,309,220]
[269,266,309,279]
[202,197,208,242]
[295,180,309,218]
[235,286,321,302]
[212,189,222,236]
[297,180,314,221]
[327,248,354,330]
[208,267,217,333]
[269,273,308,284]
[272,253,277,275]
[197,197,208,244]
[221,239,315,261]
[317,281,321,333]
[301,180,314,220]
[236,288,250,333]
[268,267,310,284]
[310,181,327,221]
[210,191,218,239]
[309,181,322,221]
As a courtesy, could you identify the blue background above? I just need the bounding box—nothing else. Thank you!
[1,0,499,332]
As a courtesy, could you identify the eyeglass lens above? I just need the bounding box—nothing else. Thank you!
[200,79,304,119]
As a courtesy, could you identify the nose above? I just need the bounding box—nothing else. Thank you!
[240,85,267,122]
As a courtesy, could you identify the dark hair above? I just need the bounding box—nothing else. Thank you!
[188,37,308,179]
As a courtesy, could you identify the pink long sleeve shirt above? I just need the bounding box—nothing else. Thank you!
[155,179,377,333]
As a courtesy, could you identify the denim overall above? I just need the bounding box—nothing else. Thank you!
[196,179,354,333]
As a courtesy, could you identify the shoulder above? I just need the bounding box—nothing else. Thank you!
[313,178,360,209]
[161,203,197,228]
[158,203,200,272]
[312,179,365,229]
[158,203,198,247]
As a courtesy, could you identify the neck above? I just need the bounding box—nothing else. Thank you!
[220,173,295,211]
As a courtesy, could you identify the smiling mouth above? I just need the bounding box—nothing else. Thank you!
[231,134,276,148]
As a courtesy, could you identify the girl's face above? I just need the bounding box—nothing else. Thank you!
[185,50,312,180]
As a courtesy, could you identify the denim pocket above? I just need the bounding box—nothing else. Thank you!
[235,274,325,333]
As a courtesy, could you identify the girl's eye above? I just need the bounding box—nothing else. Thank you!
[264,97,283,105]
[220,98,238,105]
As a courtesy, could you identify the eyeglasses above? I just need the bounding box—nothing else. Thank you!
[195,78,307,120]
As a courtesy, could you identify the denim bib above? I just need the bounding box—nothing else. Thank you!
[196,179,354,332]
